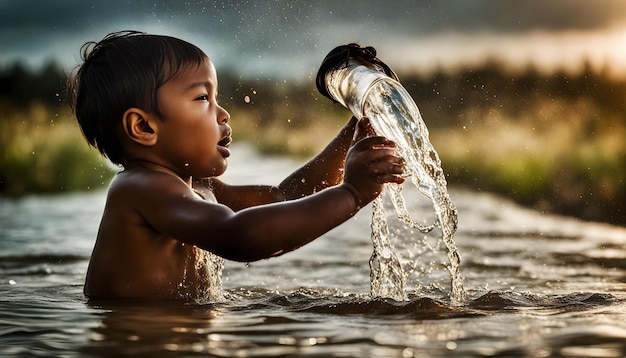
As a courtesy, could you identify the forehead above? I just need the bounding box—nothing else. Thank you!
[163,58,218,91]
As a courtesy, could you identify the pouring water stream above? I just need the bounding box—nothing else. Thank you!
[316,44,466,304]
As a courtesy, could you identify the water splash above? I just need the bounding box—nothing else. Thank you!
[201,252,225,302]
[190,186,226,303]
[317,45,466,305]
[178,247,225,303]
[369,195,407,301]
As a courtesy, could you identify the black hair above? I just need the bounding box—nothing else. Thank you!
[315,43,399,103]
[67,30,208,164]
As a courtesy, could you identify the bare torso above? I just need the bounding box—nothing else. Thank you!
[82,117,397,300]
[84,172,222,300]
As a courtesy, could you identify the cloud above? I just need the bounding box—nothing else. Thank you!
[2,0,626,77]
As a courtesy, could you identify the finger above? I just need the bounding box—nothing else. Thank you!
[368,160,406,176]
[368,152,406,169]
[358,117,375,132]
[354,117,377,141]
[377,153,405,165]
[352,136,396,151]
[376,174,406,184]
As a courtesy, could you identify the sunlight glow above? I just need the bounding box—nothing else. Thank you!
[378,25,626,79]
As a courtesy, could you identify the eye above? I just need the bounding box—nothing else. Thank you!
[195,94,209,101]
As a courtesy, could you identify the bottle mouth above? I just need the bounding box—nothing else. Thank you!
[315,43,399,103]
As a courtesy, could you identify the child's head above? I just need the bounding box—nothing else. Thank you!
[68,31,208,164]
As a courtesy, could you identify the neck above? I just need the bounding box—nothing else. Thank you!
[121,158,193,186]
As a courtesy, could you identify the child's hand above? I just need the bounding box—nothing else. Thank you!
[352,116,377,144]
[342,127,405,208]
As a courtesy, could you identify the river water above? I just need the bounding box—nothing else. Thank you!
[1,143,626,357]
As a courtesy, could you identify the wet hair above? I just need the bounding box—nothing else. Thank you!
[67,30,208,164]
[315,43,399,103]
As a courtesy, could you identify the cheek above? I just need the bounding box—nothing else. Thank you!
[198,121,219,142]
[178,116,215,142]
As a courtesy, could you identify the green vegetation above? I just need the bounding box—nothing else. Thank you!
[1,60,624,226]
[0,100,115,196]
[414,62,626,225]
[0,62,115,195]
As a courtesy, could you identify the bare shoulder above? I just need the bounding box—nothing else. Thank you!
[87,168,218,299]
[102,169,236,245]
[101,168,206,227]
[107,167,195,205]
[111,167,188,192]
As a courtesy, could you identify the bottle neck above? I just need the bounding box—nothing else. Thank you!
[324,58,390,117]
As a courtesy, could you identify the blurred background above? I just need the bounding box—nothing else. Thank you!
[1,0,625,225]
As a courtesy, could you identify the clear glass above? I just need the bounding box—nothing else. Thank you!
[324,59,466,304]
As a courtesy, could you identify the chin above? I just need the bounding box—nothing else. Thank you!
[211,161,228,177]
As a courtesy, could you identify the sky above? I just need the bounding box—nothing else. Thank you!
[2,0,626,79]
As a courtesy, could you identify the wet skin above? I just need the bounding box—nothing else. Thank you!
[84,58,405,300]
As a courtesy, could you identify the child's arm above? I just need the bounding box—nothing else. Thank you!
[278,116,358,197]
[122,132,404,262]
[203,116,365,211]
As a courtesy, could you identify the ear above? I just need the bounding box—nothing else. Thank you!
[122,108,158,146]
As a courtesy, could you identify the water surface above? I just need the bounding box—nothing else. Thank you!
[1,144,626,357]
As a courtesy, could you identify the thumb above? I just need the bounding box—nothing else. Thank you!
[353,117,377,143]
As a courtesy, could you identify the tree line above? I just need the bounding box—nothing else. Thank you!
[0,61,67,107]
[2,59,624,122]
[1,59,624,226]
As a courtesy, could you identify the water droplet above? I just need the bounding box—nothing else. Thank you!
[244,95,251,103]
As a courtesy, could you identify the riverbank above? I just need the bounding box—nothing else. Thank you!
[1,62,624,226]
[0,102,115,196]
[222,64,626,226]
[228,108,625,226]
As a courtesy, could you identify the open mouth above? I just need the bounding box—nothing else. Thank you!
[218,136,232,148]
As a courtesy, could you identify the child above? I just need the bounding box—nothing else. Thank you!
[68,31,405,300]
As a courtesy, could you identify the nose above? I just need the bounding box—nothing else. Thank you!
[218,105,230,124]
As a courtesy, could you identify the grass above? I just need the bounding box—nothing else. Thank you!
[228,88,625,225]
[1,63,625,226]
[431,97,626,224]
[0,101,115,196]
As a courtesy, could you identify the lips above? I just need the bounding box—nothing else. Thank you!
[218,135,231,148]
[217,133,232,157]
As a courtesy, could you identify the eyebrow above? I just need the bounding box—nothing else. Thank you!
[185,81,213,92]
[184,81,220,96]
